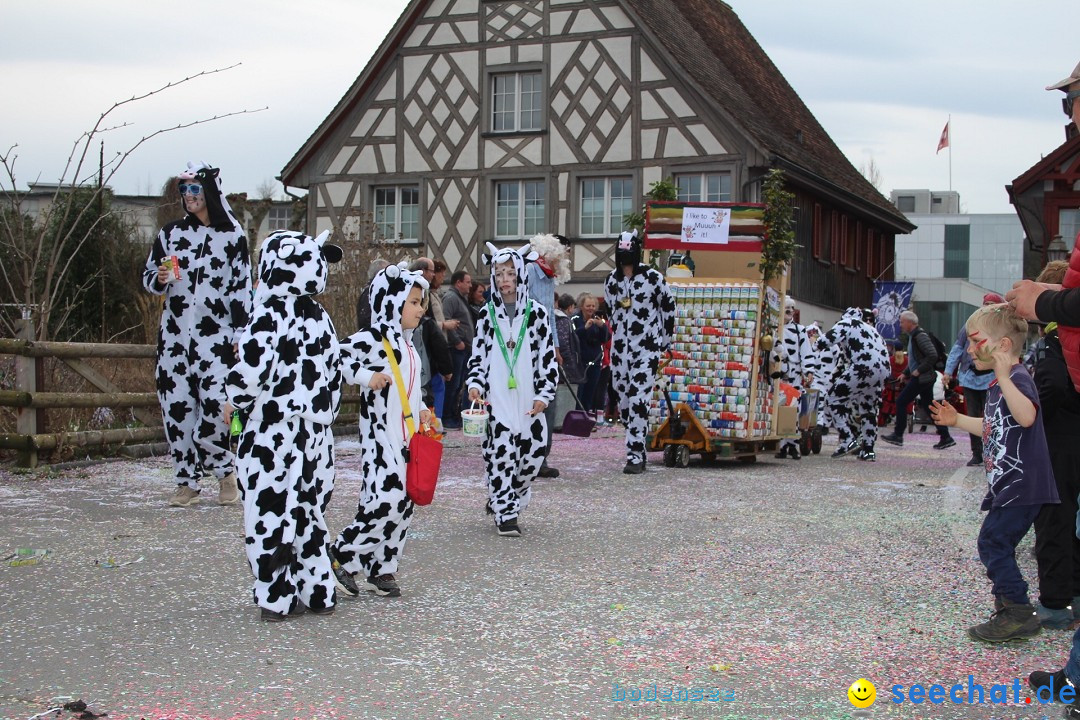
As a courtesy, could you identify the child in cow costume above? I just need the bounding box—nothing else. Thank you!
[331,263,431,598]
[820,307,891,461]
[775,297,819,459]
[142,161,252,507]
[604,231,676,474]
[224,229,343,622]
[467,243,559,537]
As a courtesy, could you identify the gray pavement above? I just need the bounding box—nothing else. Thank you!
[0,427,1071,720]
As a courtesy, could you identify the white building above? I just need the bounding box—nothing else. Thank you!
[890,189,1023,343]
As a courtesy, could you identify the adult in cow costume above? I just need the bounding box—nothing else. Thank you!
[604,231,676,474]
[820,308,890,461]
[142,162,251,507]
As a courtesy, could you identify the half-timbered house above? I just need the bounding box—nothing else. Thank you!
[281,0,913,313]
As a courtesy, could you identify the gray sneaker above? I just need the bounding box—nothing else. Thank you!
[1035,603,1074,630]
[169,485,200,507]
[364,573,401,597]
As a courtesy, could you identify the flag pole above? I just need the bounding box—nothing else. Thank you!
[948,114,952,192]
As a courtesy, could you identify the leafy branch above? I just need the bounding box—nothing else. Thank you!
[760,168,798,283]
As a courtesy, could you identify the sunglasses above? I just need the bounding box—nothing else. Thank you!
[178,183,203,196]
[1062,90,1080,117]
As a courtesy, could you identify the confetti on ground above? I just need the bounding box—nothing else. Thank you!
[0,427,1068,719]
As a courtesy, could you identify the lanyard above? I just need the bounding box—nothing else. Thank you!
[381,336,417,439]
[488,300,532,389]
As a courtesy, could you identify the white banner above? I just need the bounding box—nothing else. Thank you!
[680,206,732,245]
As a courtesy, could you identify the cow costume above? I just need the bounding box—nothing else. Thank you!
[224,229,343,620]
[466,243,558,536]
[604,230,676,473]
[142,161,252,503]
[776,297,820,459]
[332,263,428,595]
[821,307,891,461]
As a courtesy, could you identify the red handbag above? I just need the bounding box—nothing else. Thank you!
[383,338,442,506]
[405,433,442,505]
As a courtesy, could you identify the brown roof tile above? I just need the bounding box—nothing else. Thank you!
[625,0,908,227]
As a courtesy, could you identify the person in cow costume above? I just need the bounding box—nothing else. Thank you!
[821,307,890,461]
[467,243,559,537]
[775,297,819,459]
[224,229,343,621]
[331,262,431,598]
[142,161,252,507]
[604,230,676,474]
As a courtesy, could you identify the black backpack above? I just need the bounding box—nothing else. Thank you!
[926,331,948,372]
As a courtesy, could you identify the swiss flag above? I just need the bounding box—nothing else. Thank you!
[936,121,950,154]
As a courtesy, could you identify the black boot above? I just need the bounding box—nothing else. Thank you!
[968,598,1040,643]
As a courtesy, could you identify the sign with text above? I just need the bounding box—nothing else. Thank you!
[681,206,732,245]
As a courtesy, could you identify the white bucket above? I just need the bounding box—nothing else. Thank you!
[462,401,489,438]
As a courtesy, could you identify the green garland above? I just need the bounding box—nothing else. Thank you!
[760,168,798,283]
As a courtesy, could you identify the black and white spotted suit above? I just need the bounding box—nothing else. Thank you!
[333,263,429,579]
[821,308,890,451]
[605,237,676,466]
[778,314,820,452]
[142,162,251,491]
[225,230,342,615]
[466,243,558,525]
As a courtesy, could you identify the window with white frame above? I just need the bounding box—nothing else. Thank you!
[495,180,545,239]
[675,172,732,203]
[580,177,633,236]
[373,185,420,242]
[491,71,542,133]
[267,206,291,232]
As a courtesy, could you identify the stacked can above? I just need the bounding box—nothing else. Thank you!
[652,282,774,439]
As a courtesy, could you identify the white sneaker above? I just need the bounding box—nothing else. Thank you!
[218,472,239,505]
[169,485,200,507]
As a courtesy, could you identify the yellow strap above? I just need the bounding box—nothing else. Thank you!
[381,336,416,439]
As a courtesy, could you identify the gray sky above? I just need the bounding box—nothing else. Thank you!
[3,1,1077,213]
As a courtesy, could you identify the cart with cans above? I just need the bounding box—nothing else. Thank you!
[643,201,799,466]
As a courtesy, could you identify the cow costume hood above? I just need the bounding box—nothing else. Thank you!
[615,229,643,268]
[255,230,342,305]
[484,241,538,312]
[368,261,429,342]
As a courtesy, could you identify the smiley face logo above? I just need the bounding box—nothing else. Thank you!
[848,678,876,708]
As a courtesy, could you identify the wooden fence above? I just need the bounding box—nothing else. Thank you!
[0,335,361,469]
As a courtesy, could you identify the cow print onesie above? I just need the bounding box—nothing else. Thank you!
[820,307,890,454]
[778,307,820,455]
[142,162,251,491]
[466,243,558,527]
[225,229,343,615]
[333,263,429,580]
[604,232,676,469]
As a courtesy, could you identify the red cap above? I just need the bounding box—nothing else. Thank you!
[983,292,1005,304]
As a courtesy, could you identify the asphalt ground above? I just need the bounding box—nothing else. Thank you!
[0,425,1073,720]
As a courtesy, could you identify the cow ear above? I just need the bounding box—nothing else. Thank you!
[483,241,498,266]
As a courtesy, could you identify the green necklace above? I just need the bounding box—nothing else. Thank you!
[488,300,532,389]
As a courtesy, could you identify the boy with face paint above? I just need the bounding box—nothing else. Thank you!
[467,243,559,537]
[142,161,252,507]
[330,263,431,598]
[603,231,676,474]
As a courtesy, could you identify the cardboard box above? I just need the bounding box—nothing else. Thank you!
[776,405,798,436]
